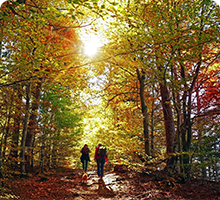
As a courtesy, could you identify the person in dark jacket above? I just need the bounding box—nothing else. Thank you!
[80,144,91,172]
[94,143,108,179]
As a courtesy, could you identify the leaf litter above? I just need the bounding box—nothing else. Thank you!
[1,167,220,199]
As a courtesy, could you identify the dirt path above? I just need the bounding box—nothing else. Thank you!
[6,168,135,200]
[70,170,132,199]
[3,167,220,199]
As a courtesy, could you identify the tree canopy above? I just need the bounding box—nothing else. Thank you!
[0,0,219,184]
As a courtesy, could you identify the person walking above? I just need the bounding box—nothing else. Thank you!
[80,144,91,172]
[94,143,108,179]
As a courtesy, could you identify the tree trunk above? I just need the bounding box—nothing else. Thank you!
[0,155,4,187]
[196,81,207,179]
[175,95,184,174]
[31,136,35,169]
[39,138,45,174]
[150,85,155,157]
[25,79,42,172]
[136,69,151,156]
[0,131,5,187]
[10,86,22,167]
[159,81,175,170]
[3,118,11,161]
[20,80,32,176]
[2,91,14,162]
[180,60,201,177]
[171,65,184,174]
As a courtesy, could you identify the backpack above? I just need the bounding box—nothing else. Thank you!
[82,146,89,154]
[97,145,107,157]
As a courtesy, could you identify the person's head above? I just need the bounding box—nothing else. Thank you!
[98,143,102,147]
[84,144,88,147]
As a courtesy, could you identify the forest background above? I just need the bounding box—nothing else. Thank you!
[0,0,219,189]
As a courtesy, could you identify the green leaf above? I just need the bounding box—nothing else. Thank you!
[76,11,84,15]
[112,2,119,6]
[72,0,79,4]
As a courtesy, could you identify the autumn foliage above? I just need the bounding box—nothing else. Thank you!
[0,0,219,198]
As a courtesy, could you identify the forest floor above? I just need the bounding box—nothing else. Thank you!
[1,166,220,200]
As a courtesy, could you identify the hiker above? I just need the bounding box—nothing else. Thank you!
[94,143,108,179]
[80,144,91,172]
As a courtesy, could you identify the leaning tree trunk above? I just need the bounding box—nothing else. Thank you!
[136,69,151,157]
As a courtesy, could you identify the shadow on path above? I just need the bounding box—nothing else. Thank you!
[74,170,131,199]
[95,178,115,198]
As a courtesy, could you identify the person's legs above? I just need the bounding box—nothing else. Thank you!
[82,160,86,171]
[97,159,101,177]
[100,158,105,178]
[84,160,88,172]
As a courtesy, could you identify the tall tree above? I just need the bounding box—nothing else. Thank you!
[96,0,220,176]
[0,0,92,175]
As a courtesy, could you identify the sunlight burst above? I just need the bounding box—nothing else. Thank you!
[83,34,103,57]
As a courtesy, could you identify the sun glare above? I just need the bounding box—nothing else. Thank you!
[83,34,103,57]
